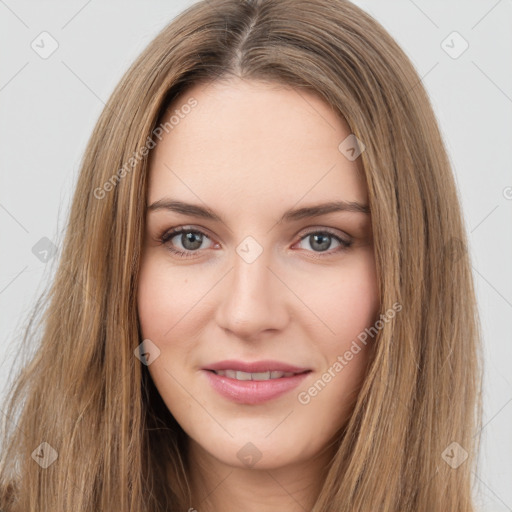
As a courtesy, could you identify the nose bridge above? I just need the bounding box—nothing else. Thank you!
[232,234,270,293]
[215,234,287,337]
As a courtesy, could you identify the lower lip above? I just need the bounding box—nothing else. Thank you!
[203,370,311,405]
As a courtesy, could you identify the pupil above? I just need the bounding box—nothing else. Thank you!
[183,232,202,250]
[311,234,330,251]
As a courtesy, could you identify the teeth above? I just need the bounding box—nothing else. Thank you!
[271,371,293,379]
[252,371,270,381]
[212,370,297,380]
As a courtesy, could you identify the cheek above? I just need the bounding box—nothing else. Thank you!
[137,255,200,340]
[305,248,380,346]
[295,253,379,433]
[137,246,380,349]
[327,250,379,391]
[137,261,170,340]
[136,256,200,424]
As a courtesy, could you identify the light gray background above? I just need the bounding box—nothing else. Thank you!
[1,1,511,510]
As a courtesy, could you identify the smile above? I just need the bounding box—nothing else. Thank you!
[210,369,298,380]
[202,360,312,405]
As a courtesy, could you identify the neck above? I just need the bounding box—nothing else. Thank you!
[185,437,335,512]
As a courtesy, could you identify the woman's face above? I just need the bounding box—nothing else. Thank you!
[137,78,379,471]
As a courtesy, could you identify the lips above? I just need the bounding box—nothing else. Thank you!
[201,359,312,404]
[210,369,296,380]
[203,359,310,374]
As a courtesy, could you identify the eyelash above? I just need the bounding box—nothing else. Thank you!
[158,226,353,260]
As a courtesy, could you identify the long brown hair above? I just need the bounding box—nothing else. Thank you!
[0,0,482,510]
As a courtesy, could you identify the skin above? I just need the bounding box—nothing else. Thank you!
[137,77,380,512]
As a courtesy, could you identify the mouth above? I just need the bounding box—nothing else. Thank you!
[207,369,305,380]
[201,360,312,404]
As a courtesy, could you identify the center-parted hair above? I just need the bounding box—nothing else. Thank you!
[0,1,482,510]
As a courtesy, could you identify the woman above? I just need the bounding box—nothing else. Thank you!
[0,0,482,510]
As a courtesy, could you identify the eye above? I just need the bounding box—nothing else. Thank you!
[294,229,352,257]
[159,227,215,259]
[158,226,352,259]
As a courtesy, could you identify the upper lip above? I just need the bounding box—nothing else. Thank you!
[203,359,310,373]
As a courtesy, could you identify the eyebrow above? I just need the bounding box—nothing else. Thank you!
[147,198,370,223]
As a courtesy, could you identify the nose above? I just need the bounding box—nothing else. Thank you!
[214,242,289,340]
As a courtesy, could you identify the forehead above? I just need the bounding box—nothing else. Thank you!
[147,78,368,216]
